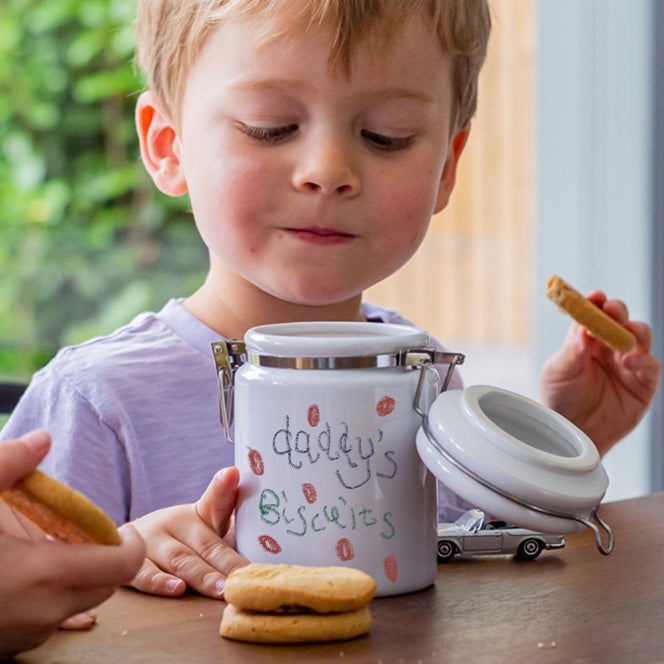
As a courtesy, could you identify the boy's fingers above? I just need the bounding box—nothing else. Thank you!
[181,532,248,597]
[557,323,593,370]
[625,321,653,353]
[601,298,629,325]
[156,530,243,598]
[195,467,240,534]
[127,524,240,598]
[127,556,187,597]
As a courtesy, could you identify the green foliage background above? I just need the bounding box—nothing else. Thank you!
[0,0,207,381]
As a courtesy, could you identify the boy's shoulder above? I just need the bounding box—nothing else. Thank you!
[41,299,214,388]
[2,299,223,453]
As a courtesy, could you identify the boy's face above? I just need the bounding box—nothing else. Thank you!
[140,11,465,309]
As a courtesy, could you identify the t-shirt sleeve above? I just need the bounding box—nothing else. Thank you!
[0,364,131,525]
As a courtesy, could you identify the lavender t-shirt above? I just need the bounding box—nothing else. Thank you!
[1,300,469,524]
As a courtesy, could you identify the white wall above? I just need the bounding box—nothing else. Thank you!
[535,0,655,500]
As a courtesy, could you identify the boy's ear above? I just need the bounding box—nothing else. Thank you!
[135,91,188,196]
[433,127,469,214]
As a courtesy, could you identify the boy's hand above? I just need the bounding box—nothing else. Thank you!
[124,467,248,599]
[539,291,660,456]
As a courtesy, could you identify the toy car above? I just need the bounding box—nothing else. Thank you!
[437,509,565,562]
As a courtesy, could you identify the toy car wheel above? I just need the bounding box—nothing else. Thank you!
[516,538,543,560]
[437,540,457,562]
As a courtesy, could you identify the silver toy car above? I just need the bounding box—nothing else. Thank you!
[437,509,565,562]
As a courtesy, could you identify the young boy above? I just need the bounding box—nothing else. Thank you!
[2,1,659,600]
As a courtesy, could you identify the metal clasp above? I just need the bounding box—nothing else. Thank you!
[576,507,615,555]
[211,340,247,444]
[405,349,465,416]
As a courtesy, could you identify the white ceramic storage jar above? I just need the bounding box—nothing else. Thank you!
[217,321,450,596]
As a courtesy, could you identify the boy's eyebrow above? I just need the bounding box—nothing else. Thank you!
[228,78,435,104]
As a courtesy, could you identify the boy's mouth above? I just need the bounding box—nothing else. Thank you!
[286,226,355,245]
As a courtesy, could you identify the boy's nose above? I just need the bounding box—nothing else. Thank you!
[292,134,361,196]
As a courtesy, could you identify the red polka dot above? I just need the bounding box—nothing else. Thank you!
[384,555,398,582]
[302,483,317,504]
[335,538,355,561]
[248,448,264,475]
[376,396,396,416]
[258,535,282,555]
[307,404,320,427]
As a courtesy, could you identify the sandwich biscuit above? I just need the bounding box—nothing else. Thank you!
[220,563,376,644]
[223,563,376,614]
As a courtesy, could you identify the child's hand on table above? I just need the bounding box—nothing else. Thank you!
[539,291,660,456]
[125,466,248,599]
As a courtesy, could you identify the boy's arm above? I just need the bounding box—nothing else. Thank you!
[539,291,661,456]
[125,466,248,598]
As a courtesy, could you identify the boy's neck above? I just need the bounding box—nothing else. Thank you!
[183,271,366,340]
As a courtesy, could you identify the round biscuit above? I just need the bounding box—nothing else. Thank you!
[220,604,372,643]
[223,563,376,614]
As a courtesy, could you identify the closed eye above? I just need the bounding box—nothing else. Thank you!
[238,123,298,143]
[361,130,414,151]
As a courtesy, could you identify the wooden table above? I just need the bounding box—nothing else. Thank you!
[17,493,664,663]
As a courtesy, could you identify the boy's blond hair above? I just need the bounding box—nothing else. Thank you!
[136,0,490,133]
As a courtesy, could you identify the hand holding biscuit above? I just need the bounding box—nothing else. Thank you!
[540,282,661,456]
[126,466,248,599]
[546,276,637,352]
[0,431,145,658]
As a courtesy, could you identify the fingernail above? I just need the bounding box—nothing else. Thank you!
[20,429,50,452]
[215,579,226,598]
[165,578,184,594]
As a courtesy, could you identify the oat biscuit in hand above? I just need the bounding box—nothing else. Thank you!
[1,470,120,545]
[546,275,637,352]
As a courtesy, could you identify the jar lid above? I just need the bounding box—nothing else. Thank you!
[416,385,614,553]
[244,321,429,369]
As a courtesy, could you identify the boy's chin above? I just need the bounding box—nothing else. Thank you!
[268,284,365,312]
